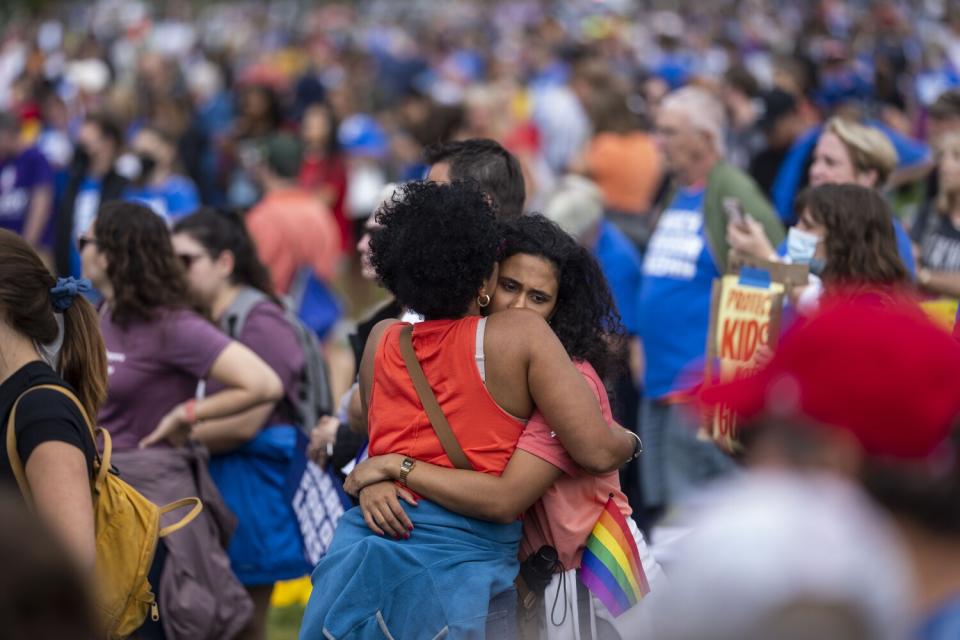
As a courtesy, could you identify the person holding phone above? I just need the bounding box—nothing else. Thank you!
[638,86,784,521]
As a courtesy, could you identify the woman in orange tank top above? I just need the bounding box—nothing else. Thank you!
[299,183,635,640]
[347,215,662,638]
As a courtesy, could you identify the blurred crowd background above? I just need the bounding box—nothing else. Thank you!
[7,1,960,638]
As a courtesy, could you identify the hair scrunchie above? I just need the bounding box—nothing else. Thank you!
[49,276,92,312]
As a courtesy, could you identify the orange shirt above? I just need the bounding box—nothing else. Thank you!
[368,318,525,475]
[516,361,631,570]
[586,132,663,216]
[245,188,340,294]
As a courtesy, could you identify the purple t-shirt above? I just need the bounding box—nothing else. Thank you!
[0,146,53,237]
[98,307,230,451]
[207,300,303,426]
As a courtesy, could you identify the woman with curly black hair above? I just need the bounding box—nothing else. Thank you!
[299,182,637,639]
[346,214,663,638]
[80,201,283,638]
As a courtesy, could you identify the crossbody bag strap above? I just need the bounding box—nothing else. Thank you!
[398,325,475,471]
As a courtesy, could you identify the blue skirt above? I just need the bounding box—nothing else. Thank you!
[208,424,311,586]
[299,500,521,640]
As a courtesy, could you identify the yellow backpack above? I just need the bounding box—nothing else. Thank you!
[6,384,203,639]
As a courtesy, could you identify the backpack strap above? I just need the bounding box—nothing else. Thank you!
[397,325,475,471]
[224,286,336,431]
[293,325,333,430]
[157,497,204,538]
[221,286,269,338]
[6,393,32,502]
[6,384,102,503]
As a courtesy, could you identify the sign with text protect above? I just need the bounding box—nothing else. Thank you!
[703,271,785,453]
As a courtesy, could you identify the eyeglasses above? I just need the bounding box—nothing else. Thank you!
[77,236,97,252]
[177,253,206,270]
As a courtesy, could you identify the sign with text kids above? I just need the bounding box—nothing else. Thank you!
[705,273,785,452]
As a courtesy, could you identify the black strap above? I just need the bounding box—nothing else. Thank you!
[398,325,474,471]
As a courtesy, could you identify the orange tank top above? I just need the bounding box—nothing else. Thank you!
[368,317,525,475]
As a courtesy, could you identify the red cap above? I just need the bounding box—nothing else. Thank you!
[699,296,960,460]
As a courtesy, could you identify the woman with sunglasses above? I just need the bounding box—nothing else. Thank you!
[171,207,322,640]
[79,201,283,639]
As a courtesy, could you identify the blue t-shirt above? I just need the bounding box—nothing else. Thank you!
[636,187,718,399]
[916,597,960,640]
[893,217,917,279]
[593,220,643,335]
[125,175,200,223]
[0,146,53,238]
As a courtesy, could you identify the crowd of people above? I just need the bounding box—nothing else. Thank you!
[3,0,960,638]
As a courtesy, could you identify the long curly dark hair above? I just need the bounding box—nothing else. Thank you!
[795,184,908,288]
[370,180,500,319]
[94,201,192,328]
[500,214,626,381]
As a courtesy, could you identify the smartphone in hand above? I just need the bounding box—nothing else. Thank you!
[722,197,747,227]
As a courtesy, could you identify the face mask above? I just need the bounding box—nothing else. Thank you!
[786,227,822,265]
[72,144,91,171]
[116,153,159,184]
[137,153,158,181]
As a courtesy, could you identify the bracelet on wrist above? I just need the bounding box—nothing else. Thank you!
[624,429,644,462]
[183,399,198,425]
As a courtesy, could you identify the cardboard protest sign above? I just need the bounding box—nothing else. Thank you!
[703,269,786,453]
[727,251,809,289]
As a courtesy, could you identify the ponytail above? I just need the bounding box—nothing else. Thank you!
[59,297,108,420]
[0,230,108,419]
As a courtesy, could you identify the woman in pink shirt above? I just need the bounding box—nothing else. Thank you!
[347,214,663,638]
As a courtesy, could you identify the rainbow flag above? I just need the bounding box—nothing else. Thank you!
[579,496,650,616]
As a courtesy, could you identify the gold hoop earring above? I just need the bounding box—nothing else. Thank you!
[477,294,491,308]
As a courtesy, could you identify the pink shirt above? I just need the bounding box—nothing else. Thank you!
[516,361,632,570]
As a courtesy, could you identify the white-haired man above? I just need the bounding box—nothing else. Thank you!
[636,86,784,522]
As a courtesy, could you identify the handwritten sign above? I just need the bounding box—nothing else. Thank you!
[704,274,785,453]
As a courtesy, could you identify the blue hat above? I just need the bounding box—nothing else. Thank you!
[337,114,389,159]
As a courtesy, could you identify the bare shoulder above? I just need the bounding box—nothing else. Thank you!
[484,309,552,350]
[360,319,402,378]
[359,318,403,414]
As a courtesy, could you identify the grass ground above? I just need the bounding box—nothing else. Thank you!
[267,605,304,640]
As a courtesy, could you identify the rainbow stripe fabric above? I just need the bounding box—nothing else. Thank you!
[579,496,650,616]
